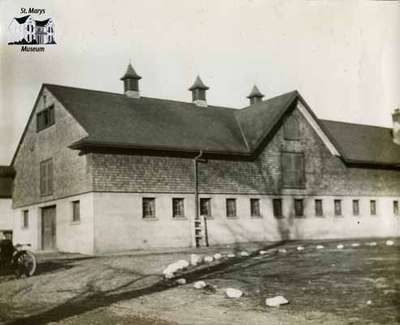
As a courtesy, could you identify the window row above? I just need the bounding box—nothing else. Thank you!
[20,198,400,228]
[142,197,400,219]
[273,198,397,218]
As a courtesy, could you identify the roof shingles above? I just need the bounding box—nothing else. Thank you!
[43,84,400,167]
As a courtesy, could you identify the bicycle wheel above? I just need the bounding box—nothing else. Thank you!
[16,251,37,277]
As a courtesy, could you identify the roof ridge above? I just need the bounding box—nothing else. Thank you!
[44,83,238,111]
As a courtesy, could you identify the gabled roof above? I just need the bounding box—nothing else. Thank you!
[45,84,248,155]
[15,15,30,24]
[320,120,400,167]
[35,18,51,27]
[11,83,400,168]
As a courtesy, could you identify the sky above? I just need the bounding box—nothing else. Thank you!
[0,0,399,164]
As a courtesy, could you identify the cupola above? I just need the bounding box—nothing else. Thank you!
[247,85,264,105]
[189,76,209,107]
[120,63,142,98]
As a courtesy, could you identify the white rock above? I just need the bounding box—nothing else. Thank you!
[351,243,360,247]
[204,256,214,263]
[259,250,268,255]
[366,300,372,305]
[240,251,250,257]
[162,259,189,278]
[193,281,206,289]
[265,296,289,307]
[214,253,223,260]
[164,272,174,279]
[227,253,235,258]
[316,245,324,249]
[190,254,202,266]
[175,278,186,285]
[368,242,377,247]
[278,248,287,254]
[225,288,243,298]
[386,240,394,246]
[297,246,304,251]
[336,244,344,249]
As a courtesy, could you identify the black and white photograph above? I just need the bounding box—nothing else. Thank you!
[0,0,399,324]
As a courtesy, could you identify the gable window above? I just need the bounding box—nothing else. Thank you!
[40,159,54,196]
[370,200,377,216]
[353,200,360,216]
[394,201,399,216]
[334,199,342,216]
[36,105,55,132]
[281,152,305,188]
[72,201,80,222]
[294,199,304,217]
[226,199,237,218]
[315,199,323,217]
[142,198,155,219]
[284,115,301,140]
[250,198,261,217]
[273,198,283,218]
[172,198,185,218]
[200,198,211,217]
[22,210,29,228]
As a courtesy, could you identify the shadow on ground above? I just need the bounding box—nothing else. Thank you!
[5,241,287,325]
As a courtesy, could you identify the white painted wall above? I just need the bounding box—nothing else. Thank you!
[93,192,400,253]
[12,193,95,254]
[0,198,13,231]
[93,192,194,253]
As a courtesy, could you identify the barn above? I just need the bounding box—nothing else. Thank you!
[9,64,400,255]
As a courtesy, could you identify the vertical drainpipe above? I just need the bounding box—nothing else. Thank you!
[193,150,206,247]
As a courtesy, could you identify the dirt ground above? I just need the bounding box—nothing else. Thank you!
[0,238,399,325]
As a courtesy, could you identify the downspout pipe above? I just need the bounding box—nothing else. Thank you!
[193,150,203,222]
[193,150,207,247]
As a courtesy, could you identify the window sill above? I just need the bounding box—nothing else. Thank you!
[70,221,81,225]
[250,215,262,219]
[142,217,158,221]
[172,217,188,220]
[21,227,28,230]
[227,216,239,220]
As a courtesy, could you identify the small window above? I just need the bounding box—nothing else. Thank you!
[22,210,29,228]
[273,199,283,218]
[394,201,399,216]
[200,198,211,217]
[226,199,237,218]
[294,199,304,217]
[40,159,54,196]
[172,198,185,218]
[36,105,55,132]
[353,200,360,216]
[142,198,155,219]
[284,115,301,140]
[315,199,323,217]
[370,200,377,216]
[334,199,342,216]
[72,201,80,222]
[250,198,261,217]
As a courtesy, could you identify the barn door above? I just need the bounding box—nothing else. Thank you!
[41,206,56,250]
